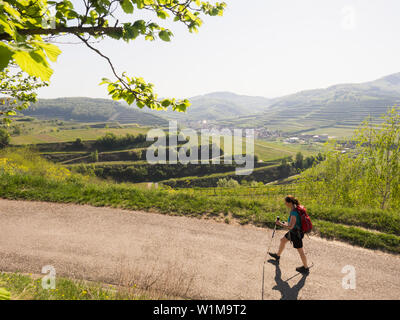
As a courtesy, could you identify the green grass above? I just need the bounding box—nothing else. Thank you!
[0,173,399,254]
[213,136,323,161]
[306,205,400,236]
[256,140,326,158]
[314,220,400,253]
[302,126,357,138]
[172,186,400,236]
[11,124,149,145]
[66,160,149,166]
[0,272,151,300]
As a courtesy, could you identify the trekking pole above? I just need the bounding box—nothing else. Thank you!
[262,216,280,300]
[265,216,279,259]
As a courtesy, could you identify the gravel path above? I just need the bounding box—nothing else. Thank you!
[0,198,399,299]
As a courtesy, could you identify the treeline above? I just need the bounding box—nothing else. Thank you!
[163,164,293,188]
[162,152,323,188]
[24,98,119,121]
[71,162,242,183]
[277,152,326,176]
[94,132,150,150]
[24,133,154,153]
[60,144,224,164]
[22,97,168,126]
[93,132,198,151]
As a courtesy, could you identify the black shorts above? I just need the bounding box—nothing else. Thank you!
[285,229,304,249]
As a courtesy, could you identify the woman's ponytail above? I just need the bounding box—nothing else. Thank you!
[285,195,300,207]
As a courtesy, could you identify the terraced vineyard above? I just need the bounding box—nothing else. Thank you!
[219,73,400,135]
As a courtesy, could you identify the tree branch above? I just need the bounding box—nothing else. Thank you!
[0,26,123,41]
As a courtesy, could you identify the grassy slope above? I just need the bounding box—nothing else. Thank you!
[11,126,149,145]
[0,174,398,254]
[301,126,358,138]
[254,140,325,159]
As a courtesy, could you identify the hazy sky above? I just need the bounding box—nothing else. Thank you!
[38,0,400,100]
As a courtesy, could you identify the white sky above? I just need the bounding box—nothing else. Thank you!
[38,0,400,100]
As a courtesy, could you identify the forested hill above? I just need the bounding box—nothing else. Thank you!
[22,97,169,127]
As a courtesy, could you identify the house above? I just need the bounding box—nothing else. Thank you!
[285,137,300,143]
[313,134,329,142]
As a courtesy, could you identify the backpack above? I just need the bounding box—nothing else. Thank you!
[295,205,312,233]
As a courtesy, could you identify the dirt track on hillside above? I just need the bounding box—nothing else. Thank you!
[0,198,399,299]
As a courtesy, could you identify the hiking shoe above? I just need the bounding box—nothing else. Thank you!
[296,266,310,274]
[268,253,280,261]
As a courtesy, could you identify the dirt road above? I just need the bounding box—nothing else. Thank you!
[0,198,399,299]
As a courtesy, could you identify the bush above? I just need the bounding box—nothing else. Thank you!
[94,132,148,150]
[217,178,239,188]
[250,180,263,187]
[12,126,21,136]
[73,138,84,149]
[90,150,99,162]
[0,147,72,181]
[0,129,10,148]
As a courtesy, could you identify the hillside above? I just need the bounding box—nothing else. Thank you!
[139,91,272,121]
[22,97,169,127]
[222,73,400,130]
[24,73,400,133]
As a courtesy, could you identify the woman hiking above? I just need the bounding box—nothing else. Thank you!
[269,195,310,274]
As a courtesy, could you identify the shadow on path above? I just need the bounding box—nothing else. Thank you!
[267,259,308,300]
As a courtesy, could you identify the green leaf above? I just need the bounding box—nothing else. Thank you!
[38,42,61,62]
[161,99,171,107]
[0,43,13,71]
[6,110,17,116]
[0,16,15,38]
[137,101,145,108]
[159,30,171,42]
[0,288,11,300]
[13,50,53,81]
[157,10,169,19]
[125,93,136,105]
[123,24,139,40]
[121,0,134,13]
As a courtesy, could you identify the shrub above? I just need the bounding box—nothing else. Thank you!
[90,150,99,162]
[73,138,84,149]
[217,178,239,188]
[0,147,72,181]
[0,129,10,148]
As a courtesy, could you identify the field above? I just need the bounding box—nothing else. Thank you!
[254,140,325,159]
[8,119,326,163]
[9,120,149,145]
[300,126,360,138]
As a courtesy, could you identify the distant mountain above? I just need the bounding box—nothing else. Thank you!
[23,97,169,127]
[222,72,400,129]
[140,91,272,121]
[24,72,400,131]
